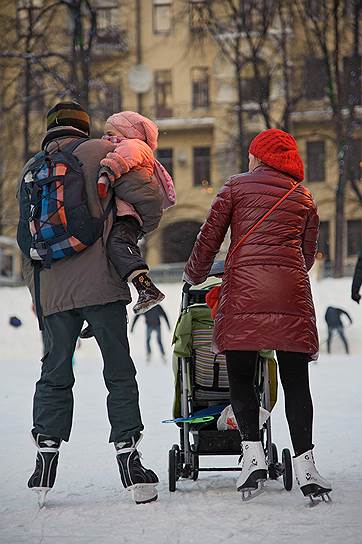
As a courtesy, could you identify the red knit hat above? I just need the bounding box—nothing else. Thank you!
[249,128,304,181]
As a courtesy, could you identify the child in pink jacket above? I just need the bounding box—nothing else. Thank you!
[81,112,175,339]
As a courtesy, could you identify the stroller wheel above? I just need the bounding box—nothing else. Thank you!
[268,443,279,480]
[169,448,178,492]
[192,453,199,481]
[282,448,293,491]
[172,444,181,481]
[271,443,278,464]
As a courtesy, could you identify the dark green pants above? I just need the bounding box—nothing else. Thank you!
[33,301,144,443]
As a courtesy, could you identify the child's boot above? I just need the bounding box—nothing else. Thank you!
[132,272,165,315]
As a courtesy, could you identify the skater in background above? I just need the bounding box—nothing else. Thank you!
[130,304,170,362]
[351,250,362,304]
[184,128,332,502]
[17,102,159,505]
[325,306,352,354]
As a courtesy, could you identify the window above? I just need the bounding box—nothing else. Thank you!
[16,0,43,38]
[97,7,118,30]
[157,148,174,178]
[154,70,172,117]
[18,71,44,113]
[241,76,270,103]
[347,220,362,257]
[153,0,171,34]
[96,7,126,45]
[348,138,361,182]
[343,55,361,106]
[241,59,270,103]
[190,0,207,32]
[193,147,211,186]
[30,73,45,113]
[307,141,326,182]
[318,221,330,260]
[191,67,209,109]
[103,81,122,118]
[304,58,328,100]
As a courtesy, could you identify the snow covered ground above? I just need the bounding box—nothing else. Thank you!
[0,276,361,544]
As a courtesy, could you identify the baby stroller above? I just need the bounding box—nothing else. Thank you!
[167,262,293,500]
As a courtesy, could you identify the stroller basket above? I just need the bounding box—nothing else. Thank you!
[193,429,241,455]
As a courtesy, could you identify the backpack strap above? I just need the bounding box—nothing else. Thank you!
[43,137,89,156]
[61,137,89,155]
[226,181,301,264]
[33,262,43,330]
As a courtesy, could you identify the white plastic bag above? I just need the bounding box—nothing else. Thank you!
[217,404,270,431]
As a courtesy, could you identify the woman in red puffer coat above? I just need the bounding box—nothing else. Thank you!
[184,129,332,502]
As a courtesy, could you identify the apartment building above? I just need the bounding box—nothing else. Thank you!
[0,0,361,272]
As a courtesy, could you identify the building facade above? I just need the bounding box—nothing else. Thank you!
[0,0,361,274]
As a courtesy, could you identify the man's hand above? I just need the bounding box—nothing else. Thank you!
[352,292,361,304]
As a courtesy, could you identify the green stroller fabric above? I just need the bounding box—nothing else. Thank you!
[171,302,278,420]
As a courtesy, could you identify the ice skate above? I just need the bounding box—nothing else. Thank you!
[293,449,332,505]
[115,433,159,504]
[28,431,61,507]
[237,441,267,501]
[132,273,165,315]
[79,324,94,339]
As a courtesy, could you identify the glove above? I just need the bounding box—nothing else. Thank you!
[352,291,361,304]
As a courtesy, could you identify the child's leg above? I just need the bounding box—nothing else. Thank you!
[107,217,165,315]
[107,217,148,280]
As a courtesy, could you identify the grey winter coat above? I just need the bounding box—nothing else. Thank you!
[18,126,163,316]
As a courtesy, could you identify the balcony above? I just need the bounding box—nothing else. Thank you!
[94,27,128,54]
[145,104,215,131]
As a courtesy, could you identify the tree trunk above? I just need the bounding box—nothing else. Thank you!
[334,130,346,278]
[234,49,245,173]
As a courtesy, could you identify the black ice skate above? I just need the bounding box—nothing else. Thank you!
[293,449,332,506]
[115,433,159,504]
[236,441,268,501]
[132,273,165,315]
[28,430,61,507]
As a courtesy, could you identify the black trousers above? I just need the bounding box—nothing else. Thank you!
[327,326,349,354]
[107,217,148,280]
[146,324,165,355]
[33,301,144,443]
[225,350,313,456]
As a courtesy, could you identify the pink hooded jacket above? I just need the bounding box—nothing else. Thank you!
[98,111,176,226]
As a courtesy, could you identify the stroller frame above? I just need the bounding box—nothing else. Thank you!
[168,283,293,493]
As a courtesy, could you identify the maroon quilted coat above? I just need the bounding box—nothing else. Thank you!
[184,165,319,359]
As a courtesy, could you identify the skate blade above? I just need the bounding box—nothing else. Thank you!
[32,488,50,508]
[307,492,332,507]
[240,480,265,502]
[128,484,158,505]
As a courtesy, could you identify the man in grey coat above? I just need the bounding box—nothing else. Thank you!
[19,102,162,505]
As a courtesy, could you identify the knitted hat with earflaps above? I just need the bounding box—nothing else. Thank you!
[249,128,304,181]
[104,111,158,150]
[46,101,90,135]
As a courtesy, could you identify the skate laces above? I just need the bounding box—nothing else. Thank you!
[115,433,143,455]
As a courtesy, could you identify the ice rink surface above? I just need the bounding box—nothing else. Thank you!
[0,277,361,544]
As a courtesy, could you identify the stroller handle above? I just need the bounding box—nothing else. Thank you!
[182,282,191,293]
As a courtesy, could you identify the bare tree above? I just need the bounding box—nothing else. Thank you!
[187,0,277,171]
[296,0,361,277]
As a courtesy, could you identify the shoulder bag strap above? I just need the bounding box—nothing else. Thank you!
[226,181,301,263]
